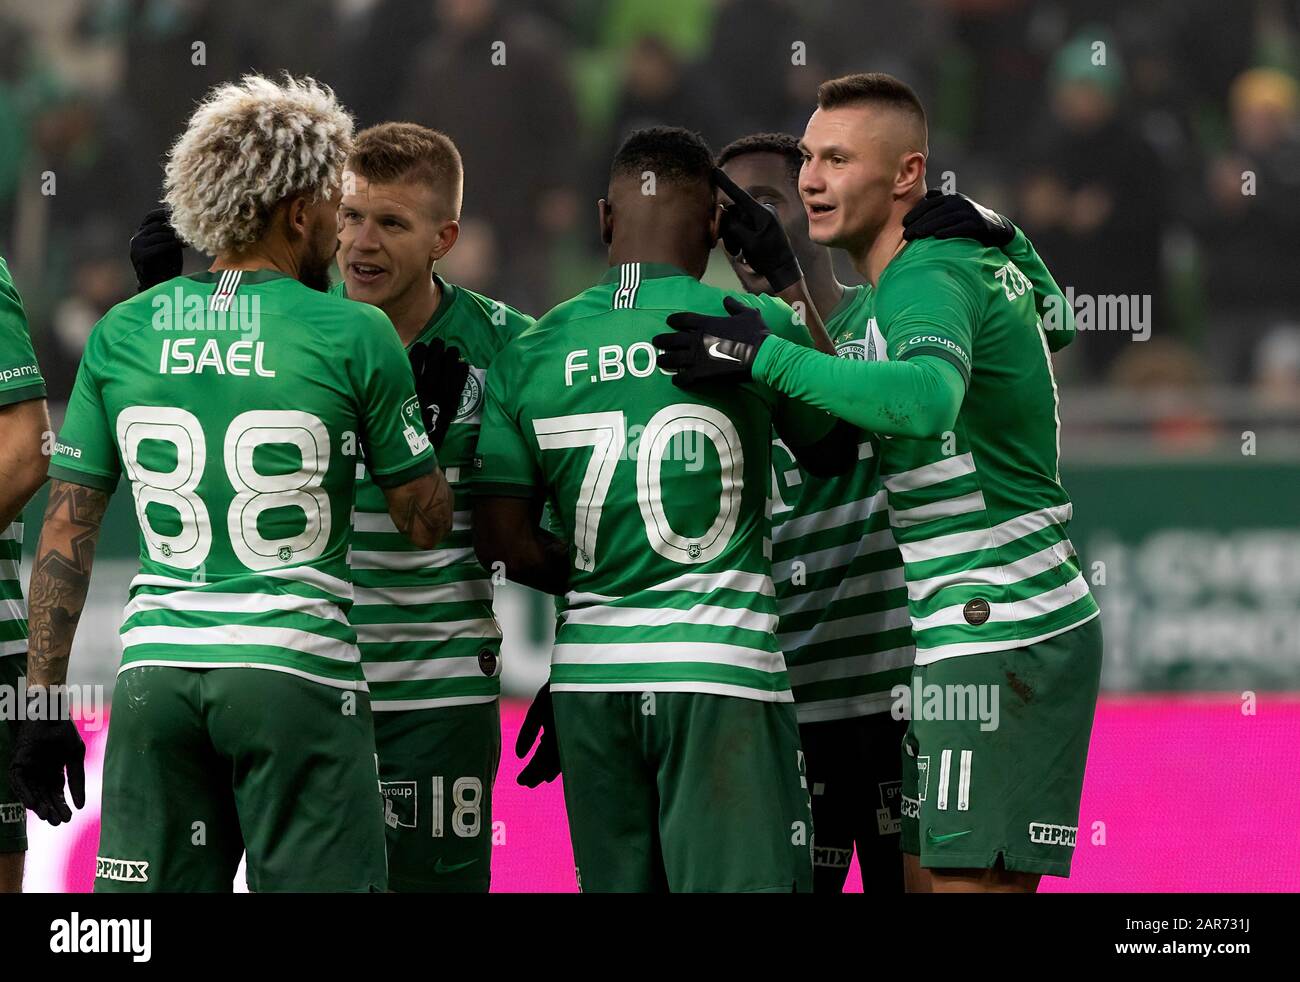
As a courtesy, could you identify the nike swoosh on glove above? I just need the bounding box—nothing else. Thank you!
[654,295,771,387]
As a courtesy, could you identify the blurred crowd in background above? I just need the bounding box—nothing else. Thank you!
[1,0,1298,447]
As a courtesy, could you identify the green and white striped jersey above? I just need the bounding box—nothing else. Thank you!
[870,238,1098,664]
[771,285,913,722]
[336,275,533,710]
[0,257,46,657]
[473,262,836,702]
[50,270,436,689]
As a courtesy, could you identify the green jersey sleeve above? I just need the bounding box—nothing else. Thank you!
[472,347,541,497]
[877,258,980,387]
[0,257,46,407]
[1003,225,1075,352]
[48,326,119,492]
[747,293,836,448]
[349,306,437,488]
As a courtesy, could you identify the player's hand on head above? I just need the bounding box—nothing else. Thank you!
[902,188,1014,248]
[408,338,471,450]
[129,206,184,292]
[712,167,803,292]
[515,683,561,787]
[9,717,86,827]
[655,295,771,387]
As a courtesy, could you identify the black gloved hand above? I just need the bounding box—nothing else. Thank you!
[408,338,471,450]
[129,206,184,292]
[9,717,86,827]
[515,683,561,788]
[655,294,772,387]
[902,189,1014,248]
[713,167,803,292]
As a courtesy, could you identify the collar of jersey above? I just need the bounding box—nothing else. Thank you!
[187,269,292,285]
[827,283,867,323]
[598,261,692,285]
[412,272,459,346]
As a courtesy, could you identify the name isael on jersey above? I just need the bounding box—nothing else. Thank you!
[158,337,276,377]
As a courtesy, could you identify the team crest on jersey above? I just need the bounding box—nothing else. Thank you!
[835,339,869,361]
[454,367,485,423]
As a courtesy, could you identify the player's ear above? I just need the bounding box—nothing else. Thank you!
[284,195,311,239]
[597,198,613,245]
[708,200,723,247]
[431,219,459,262]
[895,150,926,200]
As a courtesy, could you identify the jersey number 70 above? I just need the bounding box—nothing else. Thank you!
[533,405,743,571]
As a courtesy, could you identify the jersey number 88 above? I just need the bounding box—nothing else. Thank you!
[117,405,331,571]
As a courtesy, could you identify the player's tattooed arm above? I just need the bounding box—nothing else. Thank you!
[383,468,454,550]
[26,480,109,688]
[472,495,570,596]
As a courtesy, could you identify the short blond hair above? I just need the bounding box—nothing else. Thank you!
[164,74,354,255]
[348,122,464,219]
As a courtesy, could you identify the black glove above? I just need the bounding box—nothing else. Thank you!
[902,189,1014,248]
[515,683,561,788]
[129,206,184,292]
[713,167,803,292]
[9,718,86,826]
[655,294,771,387]
[408,338,470,450]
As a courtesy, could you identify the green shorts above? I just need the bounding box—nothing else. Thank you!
[374,701,501,893]
[97,665,388,892]
[552,691,813,893]
[0,654,27,854]
[900,615,1102,877]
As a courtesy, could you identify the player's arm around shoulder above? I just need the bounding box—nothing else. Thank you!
[343,301,452,550]
[741,292,860,478]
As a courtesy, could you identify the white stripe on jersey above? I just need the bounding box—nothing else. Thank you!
[118,659,368,692]
[563,602,776,633]
[897,502,1075,565]
[120,624,360,662]
[553,641,783,674]
[883,453,976,493]
[906,539,1077,603]
[771,490,887,543]
[362,656,490,684]
[349,546,476,571]
[123,590,349,623]
[353,580,494,606]
[910,571,1092,632]
[550,679,794,702]
[890,490,987,528]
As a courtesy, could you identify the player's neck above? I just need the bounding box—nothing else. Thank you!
[609,236,706,280]
[857,219,907,288]
[801,251,846,322]
[385,274,443,347]
[211,241,297,277]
